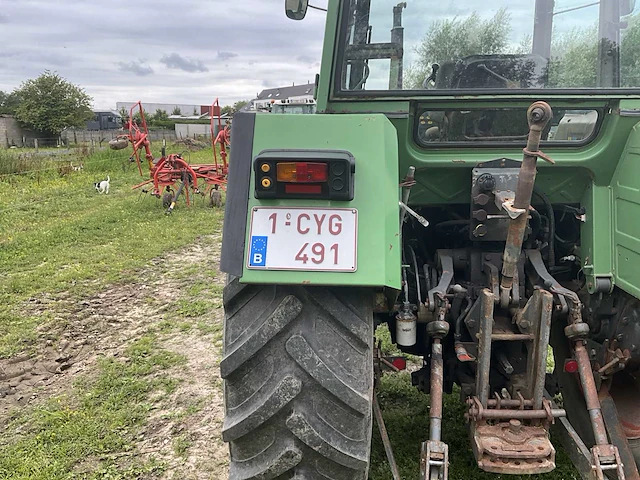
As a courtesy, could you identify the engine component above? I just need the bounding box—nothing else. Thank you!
[396,306,417,347]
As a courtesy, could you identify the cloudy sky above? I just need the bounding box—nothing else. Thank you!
[0,0,328,109]
[1,0,631,107]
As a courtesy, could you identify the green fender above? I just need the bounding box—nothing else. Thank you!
[237,113,401,289]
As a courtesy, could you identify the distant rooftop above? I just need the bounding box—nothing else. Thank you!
[256,83,314,100]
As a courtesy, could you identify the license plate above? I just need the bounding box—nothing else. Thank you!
[247,207,357,272]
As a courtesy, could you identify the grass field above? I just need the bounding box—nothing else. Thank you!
[0,144,222,358]
[0,144,581,479]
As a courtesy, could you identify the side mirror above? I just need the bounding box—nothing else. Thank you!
[286,0,308,20]
[621,0,636,15]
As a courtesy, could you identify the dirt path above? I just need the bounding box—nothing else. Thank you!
[0,236,228,479]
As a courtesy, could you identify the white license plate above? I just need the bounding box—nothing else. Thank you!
[247,207,357,272]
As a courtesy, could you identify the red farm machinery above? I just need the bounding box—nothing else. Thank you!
[110,100,230,213]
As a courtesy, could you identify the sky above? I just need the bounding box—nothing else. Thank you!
[1,0,633,107]
[0,0,329,109]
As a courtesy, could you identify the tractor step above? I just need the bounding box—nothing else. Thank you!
[472,421,555,474]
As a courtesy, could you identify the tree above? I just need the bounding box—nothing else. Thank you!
[118,106,129,122]
[405,9,640,90]
[221,105,234,116]
[405,9,511,89]
[621,14,640,86]
[232,100,249,112]
[153,109,169,122]
[0,90,21,115]
[171,106,182,116]
[548,26,598,88]
[13,71,93,136]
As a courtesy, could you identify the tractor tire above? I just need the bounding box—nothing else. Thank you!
[221,278,374,480]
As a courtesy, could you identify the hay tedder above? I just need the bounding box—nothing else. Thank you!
[110,100,229,212]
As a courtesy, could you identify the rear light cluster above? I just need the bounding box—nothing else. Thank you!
[254,150,355,200]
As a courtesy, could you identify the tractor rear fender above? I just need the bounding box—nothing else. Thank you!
[221,111,401,289]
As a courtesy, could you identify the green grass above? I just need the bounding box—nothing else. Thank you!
[0,146,224,357]
[0,335,184,479]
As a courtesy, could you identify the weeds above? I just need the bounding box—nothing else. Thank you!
[0,146,223,357]
[0,336,184,479]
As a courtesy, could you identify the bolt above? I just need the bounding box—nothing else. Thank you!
[519,319,531,329]
[467,318,477,329]
[509,419,522,434]
[622,317,629,325]
[617,334,624,342]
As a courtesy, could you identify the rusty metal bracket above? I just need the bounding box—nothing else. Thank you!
[471,420,556,474]
[427,250,454,311]
[420,440,449,480]
[495,190,527,220]
[592,444,625,480]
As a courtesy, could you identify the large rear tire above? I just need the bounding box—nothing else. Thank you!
[221,278,374,480]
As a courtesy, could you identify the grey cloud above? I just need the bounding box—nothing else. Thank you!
[160,53,208,73]
[296,55,315,64]
[116,61,154,76]
[0,14,8,24]
[0,0,327,108]
[218,51,238,61]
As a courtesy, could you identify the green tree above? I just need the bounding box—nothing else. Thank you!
[0,90,21,115]
[622,14,640,86]
[171,106,182,116]
[221,105,234,116]
[406,9,511,89]
[118,106,129,122]
[13,71,93,136]
[153,109,169,122]
[548,26,598,88]
[232,100,249,112]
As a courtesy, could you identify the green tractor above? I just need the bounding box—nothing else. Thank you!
[220,1,640,478]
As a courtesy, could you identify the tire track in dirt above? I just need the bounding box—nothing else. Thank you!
[0,235,228,479]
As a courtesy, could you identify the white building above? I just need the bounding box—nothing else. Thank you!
[252,83,315,111]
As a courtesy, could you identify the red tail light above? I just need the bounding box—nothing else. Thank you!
[277,162,328,183]
[391,357,407,371]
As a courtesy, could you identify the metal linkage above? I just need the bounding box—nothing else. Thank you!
[475,289,495,408]
[565,307,626,478]
[501,102,554,301]
[422,304,450,480]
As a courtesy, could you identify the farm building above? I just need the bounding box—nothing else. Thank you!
[252,83,315,110]
[86,111,122,131]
